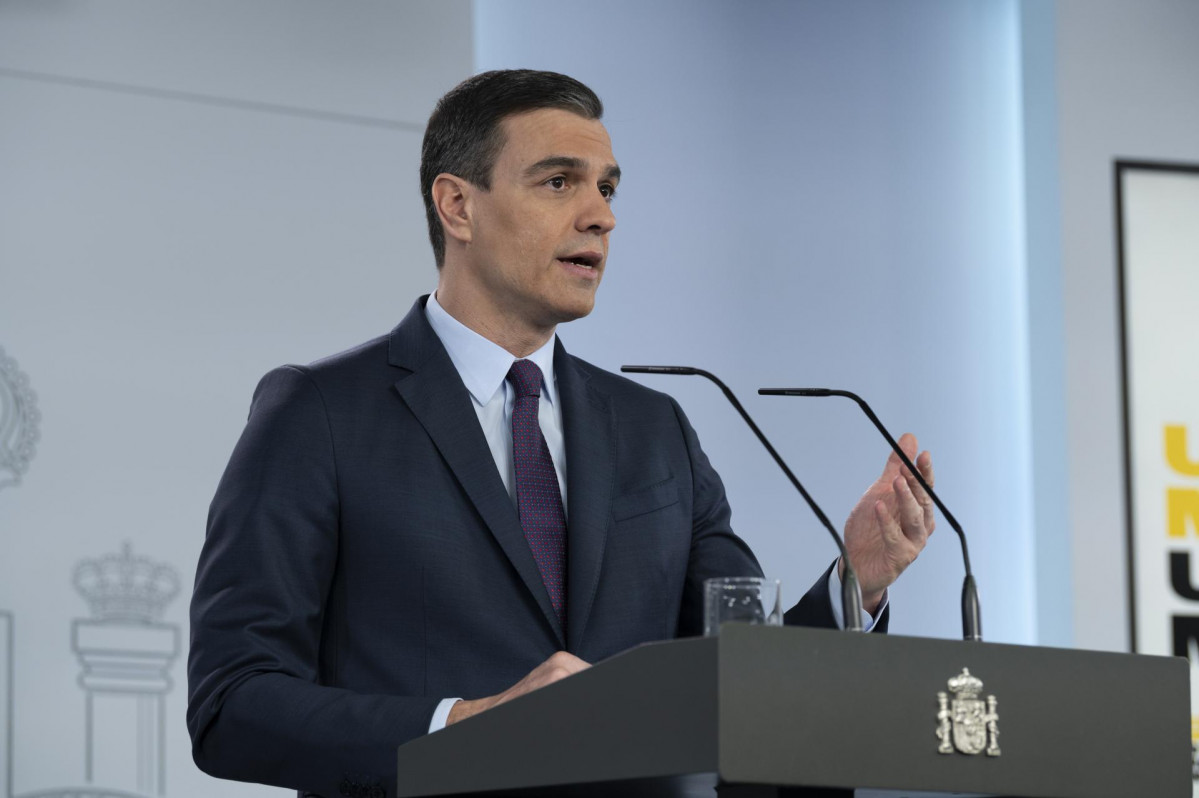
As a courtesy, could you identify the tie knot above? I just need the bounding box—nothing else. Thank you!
[507,359,543,399]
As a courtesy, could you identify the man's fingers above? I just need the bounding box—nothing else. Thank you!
[495,651,591,709]
[882,432,921,479]
[535,651,590,686]
[876,491,922,570]
[900,451,936,535]
[874,499,904,545]
[917,449,935,489]
[894,476,929,544]
[543,651,589,680]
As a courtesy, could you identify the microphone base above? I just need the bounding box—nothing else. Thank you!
[962,575,983,642]
[841,566,865,632]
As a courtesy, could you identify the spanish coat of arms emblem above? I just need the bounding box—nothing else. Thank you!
[0,345,40,491]
[936,667,1000,757]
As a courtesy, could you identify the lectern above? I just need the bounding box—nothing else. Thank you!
[395,625,1190,797]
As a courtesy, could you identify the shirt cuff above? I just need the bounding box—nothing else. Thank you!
[428,697,462,734]
[827,560,887,631]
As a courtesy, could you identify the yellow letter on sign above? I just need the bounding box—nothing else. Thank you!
[1168,488,1199,538]
[1166,425,1199,477]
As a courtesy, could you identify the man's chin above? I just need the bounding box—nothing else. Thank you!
[547,286,600,325]
[549,302,596,326]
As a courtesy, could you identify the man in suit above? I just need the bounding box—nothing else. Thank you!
[187,70,934,795]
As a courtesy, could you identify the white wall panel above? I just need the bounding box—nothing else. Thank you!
[1055,0,1199,653]
[0,2,472,795]
[0,0,465,125]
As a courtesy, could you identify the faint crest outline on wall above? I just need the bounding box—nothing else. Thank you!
[0,345,40,491]
[71,543,182,795]
[74,542,181,623]
[1,544,184,798]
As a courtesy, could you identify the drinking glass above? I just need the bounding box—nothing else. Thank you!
[703,576,782,636]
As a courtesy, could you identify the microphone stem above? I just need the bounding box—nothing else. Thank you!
[759,387,982,641]
[844,392,970,575]
[623,366,865,632]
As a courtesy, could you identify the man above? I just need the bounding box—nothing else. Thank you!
[187,70,934,795]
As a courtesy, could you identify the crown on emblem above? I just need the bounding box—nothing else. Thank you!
[73,542,181,623]
[947,668,984,699]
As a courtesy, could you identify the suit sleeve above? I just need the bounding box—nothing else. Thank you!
[783,561,891,631]
[187,366,438,795]
[668,397,881,635]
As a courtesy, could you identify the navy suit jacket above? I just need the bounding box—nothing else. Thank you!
[187,296,853,795]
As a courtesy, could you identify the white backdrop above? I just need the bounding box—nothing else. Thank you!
[1118,167,1199,776]
[1056,0,1199,655]
[7,0,1197,795]
[0,2,470,795]
[1121,167,1199,657]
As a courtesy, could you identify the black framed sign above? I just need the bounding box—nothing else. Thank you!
[1116,159,1199,767]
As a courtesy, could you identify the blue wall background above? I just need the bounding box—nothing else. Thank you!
[477,0,1041,644]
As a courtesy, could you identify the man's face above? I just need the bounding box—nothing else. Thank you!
[462,108,619,332]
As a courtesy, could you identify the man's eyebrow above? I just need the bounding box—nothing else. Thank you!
[524,156,622,182]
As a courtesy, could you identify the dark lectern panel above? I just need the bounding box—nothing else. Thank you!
[717,624,1188,798]
[396,626,1189,797]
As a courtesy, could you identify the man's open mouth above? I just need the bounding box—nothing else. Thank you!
[557,252,602,269]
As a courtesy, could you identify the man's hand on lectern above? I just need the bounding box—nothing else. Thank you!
[446,651,591,726]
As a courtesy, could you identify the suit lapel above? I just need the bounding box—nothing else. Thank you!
[555,342,614,653]
[388,298,564,645]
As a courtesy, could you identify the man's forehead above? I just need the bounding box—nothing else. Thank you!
[498,108,616,166]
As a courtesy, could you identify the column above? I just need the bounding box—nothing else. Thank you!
[72,619,178,796]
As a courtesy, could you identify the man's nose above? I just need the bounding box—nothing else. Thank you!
[577,187,616,235]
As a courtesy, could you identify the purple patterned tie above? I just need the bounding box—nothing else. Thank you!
[507,359,567,630]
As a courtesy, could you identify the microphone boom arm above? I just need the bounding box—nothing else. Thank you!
[622,366,865,632]
[758,387,982,642]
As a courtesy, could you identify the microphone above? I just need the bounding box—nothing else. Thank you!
[621,365,865,632]
[757,387,982,642]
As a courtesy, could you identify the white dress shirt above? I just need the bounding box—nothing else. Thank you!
[421,292,882,733]
[425,292,567,513]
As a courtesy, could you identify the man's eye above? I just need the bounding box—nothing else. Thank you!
[600,184,617,200]
[547,177,566,189]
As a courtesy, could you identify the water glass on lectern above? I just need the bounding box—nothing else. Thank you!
[703,577,782,636]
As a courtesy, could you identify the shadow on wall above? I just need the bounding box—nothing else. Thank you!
[1,346,182,798]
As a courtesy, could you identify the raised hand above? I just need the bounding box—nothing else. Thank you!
[841,432,935,614]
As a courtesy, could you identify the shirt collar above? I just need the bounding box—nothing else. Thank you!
[425,292,558,407]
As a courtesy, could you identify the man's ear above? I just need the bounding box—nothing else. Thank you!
[432,174,474,246]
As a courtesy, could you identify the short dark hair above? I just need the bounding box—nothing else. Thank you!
[420,69,604,268]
